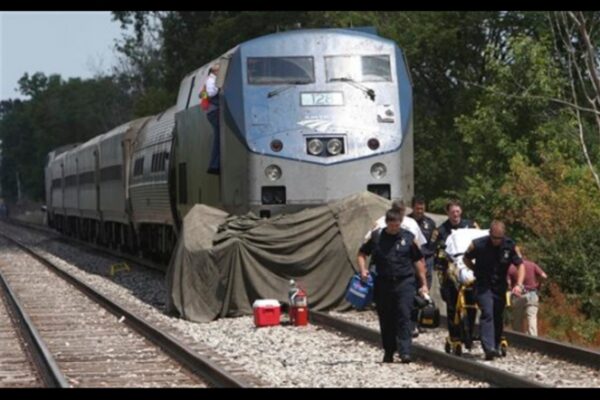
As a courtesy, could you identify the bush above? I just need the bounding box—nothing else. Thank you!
[489,153,600,335]
[531,224,600,321]
[538,282,600,347]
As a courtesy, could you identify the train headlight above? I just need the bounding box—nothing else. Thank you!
[307,139,324,155]
[326,138,343,155]
[265,165,282,181]
[370,163,387,179]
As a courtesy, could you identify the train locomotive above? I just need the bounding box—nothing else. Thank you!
[45,27,414,263]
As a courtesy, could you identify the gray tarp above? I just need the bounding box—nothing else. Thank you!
[166,192,390,323]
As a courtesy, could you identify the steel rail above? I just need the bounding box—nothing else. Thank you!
[0,231,249,388]
[438,315,600,369]
[311,311,549,388]
[0,269,69,387]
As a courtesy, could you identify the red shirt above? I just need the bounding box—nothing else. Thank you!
[508,259,545,291]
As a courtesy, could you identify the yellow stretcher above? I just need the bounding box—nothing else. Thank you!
[440,266,509,357]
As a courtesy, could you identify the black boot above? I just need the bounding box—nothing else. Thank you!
[383,352,394,363]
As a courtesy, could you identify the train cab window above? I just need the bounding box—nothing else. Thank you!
[361,55,391,82]
[247,57,314,85]
[326,55,392,82]
[325,56,359,82]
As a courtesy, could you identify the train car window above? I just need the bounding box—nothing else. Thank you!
[361,55,392,82]
[78,171,95,185]
[150,152,169,172]
[133,157,144,176]
[51,178,62,190]
[247,57,314,85]
[65,174,77,187]
[100,165,123,182]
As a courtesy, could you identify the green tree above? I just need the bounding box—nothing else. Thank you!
[0,73,134,201]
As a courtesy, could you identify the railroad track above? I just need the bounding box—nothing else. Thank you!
[0,274,48,387]
[6,218,165,272]
[1,220,490,387]
[0,231,251,387]
[436,315,600,369]
[6,218,599,387]
[310,311,546,387]
[318,310,600,387]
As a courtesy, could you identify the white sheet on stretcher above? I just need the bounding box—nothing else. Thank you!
[445,228,489,284]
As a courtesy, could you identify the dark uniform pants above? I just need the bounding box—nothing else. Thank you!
[374,276,416,357]
[440,277,476,341]
[476,287,506,353]
[424,256,434,290]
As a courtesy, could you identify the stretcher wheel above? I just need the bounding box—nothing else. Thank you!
[499,340,508,357]
[444,341,451,354]
[453,343,462,356]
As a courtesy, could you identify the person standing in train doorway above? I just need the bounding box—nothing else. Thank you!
[202,63,221,175]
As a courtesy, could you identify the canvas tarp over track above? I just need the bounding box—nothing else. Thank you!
[166,192,390,323]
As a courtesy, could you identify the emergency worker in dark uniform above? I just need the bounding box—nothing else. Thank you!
[463,220,525,360]
[408,195,436,290]
[432,200,479,348]
[358,209,428,364]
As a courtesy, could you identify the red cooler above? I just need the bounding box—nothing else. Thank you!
[253,299,281,327]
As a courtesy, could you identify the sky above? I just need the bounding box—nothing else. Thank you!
[0,11,124,101]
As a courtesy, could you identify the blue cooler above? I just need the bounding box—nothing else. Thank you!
[345,273,374,309]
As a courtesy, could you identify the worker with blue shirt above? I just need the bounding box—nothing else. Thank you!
[364,199,427,338]
[358,208,428,364]
[463,220,525,360]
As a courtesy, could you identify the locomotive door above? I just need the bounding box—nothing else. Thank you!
[215,55,230,197]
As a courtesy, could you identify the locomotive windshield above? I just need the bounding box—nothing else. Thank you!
[247,56,314,85]
[325,55,392,82]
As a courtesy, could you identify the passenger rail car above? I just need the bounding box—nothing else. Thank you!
[129,107,178,259]
[45,27,413,263]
